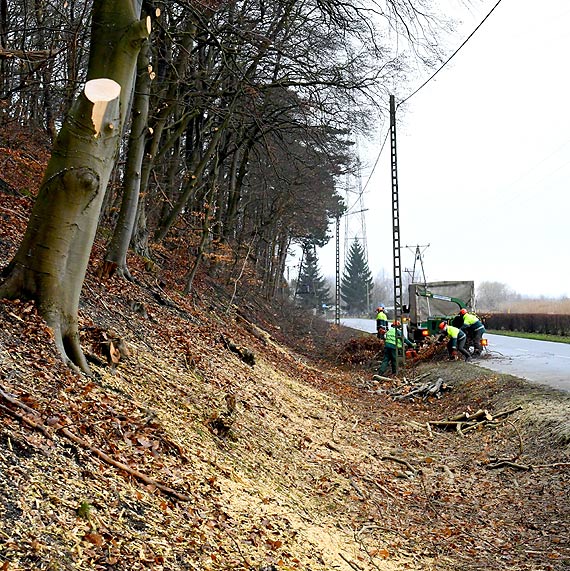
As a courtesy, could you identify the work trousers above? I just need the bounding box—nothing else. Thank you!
[448,335,470,361]
[470,325,486,355]
[378,346,398,375]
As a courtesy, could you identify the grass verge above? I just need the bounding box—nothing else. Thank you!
[488,329,570,344]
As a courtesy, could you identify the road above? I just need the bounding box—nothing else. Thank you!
[340,319,570,392]
[479,333,570,392]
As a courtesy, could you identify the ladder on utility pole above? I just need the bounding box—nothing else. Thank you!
[389,94,405,371]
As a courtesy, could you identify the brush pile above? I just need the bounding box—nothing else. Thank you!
[427,406,523,435]
[336,335,383,364]
[389,375,451,401]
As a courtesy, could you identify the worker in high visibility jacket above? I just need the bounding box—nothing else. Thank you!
[375,305,388,339]
[459,308,486,356]
[439,321,471,361]
[376,321,415,376]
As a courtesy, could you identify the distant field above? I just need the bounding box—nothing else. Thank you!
[488,329,570,345]
[495,299,570,314]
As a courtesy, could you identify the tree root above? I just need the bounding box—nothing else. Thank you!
[381,455,417,475]
[487,459,570,471]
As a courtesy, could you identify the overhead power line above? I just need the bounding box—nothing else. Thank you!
[349,129,390,213]
[399,0,505,108]
[361,0,505,189]
[359,129,390,197]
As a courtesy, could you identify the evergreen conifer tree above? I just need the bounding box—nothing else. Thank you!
[341,241,374,315]
[296,245,331,313]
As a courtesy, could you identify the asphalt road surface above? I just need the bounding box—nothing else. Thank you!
[479,333,570,392]
[339,319,570,392]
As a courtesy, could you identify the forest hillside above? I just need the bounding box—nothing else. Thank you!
[0,132,569,571]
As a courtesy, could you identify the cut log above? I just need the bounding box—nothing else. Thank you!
[428,406,522,434]
[390,377,450,401]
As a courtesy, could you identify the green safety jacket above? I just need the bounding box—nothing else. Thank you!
[446,325,465,348]
[376,311,388,328]
[385,327,413,349]
[461,312,485,332]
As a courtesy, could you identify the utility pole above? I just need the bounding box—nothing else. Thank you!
[293,246,306,300]
[338,207,369,321]
[343,148,371,315]
[389,94,404,372]
[335,214,341,325]
[405,244,430,285]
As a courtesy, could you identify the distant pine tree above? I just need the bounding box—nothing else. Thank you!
[296,245,331,313]
[341,241,374,315]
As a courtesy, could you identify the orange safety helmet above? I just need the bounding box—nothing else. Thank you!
[459,308,467,315]
[438,321,447,330]
[393,320,401,326]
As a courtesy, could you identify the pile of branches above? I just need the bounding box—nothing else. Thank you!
[389,374,451,401]
[427,406,522,436]
[412,341,448,362]
[337,336,383,364]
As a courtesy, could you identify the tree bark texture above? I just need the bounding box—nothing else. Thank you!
[0,0,149,372]
[103,40,152,278]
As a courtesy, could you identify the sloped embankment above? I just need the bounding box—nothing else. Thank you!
[1,127,569,571]
[1,266,569,571]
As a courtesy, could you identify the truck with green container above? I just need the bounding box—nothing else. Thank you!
[404,281,486,352]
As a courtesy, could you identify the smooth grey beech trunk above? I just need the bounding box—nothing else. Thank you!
[103,41,151,279]
[0,0,150,372]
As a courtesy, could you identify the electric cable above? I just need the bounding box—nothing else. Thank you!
[358,0,506,208]
[398,0,505,108]
[361,128,390,195]
[346,128,390,216]
[343,0,507,267]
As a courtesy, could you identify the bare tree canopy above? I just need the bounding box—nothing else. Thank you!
[0,0,448,368]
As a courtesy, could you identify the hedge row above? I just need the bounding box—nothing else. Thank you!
[484,313,570,336]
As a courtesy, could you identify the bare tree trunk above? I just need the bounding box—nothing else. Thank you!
[183,185,216,295]
[271,232,290,299]
[102,40,151,280]
[0,0,150,373]
[0,0,8,125]
[154,120,227,243]
[131,19,197,257]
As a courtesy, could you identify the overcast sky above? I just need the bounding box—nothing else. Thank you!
[316,0,570,299]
